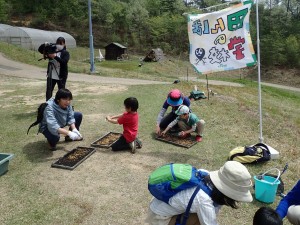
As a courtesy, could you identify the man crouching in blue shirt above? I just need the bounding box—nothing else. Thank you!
[39,88,83,150]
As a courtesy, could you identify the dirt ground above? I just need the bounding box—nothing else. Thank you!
[1,54,299,225]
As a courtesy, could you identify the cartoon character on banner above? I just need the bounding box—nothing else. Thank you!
[195,48,207,65]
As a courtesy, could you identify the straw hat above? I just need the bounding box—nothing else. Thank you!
[210,161,253,202]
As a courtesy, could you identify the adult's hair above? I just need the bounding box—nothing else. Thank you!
[56,37,66,45]
[54,88,73,104]
[204,176,238,209]
[124,97,139,112]
[253,207,282,225]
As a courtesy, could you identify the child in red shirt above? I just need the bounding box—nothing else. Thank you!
[106,97,141,153]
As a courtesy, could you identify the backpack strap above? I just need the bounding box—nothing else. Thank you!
[179,184,202,225]
[177,178,212,225]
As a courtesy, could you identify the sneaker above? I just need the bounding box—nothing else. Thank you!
[196,135,203,142]
[136,138,143,149]
[65,136,73,142]
[129,141,136,154]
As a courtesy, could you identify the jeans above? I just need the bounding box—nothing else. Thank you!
[46,78,64,101]
[111,135,131,151]
[159,112,177,130]
[42,112,83,147]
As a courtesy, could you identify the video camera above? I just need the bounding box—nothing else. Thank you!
[37,42,61,61]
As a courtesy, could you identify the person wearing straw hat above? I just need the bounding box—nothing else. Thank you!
[276,180,300,225]
[145,161,253,225]
[156,89,191,136]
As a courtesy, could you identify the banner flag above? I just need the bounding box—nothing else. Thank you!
[187,2,256,74]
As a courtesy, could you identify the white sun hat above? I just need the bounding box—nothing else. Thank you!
[210,161,253,202]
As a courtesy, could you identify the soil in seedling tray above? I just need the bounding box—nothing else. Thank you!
[156,133,198,148]
[51,147,96,170]
[91,132,122,148]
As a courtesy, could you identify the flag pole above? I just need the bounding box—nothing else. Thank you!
[256,0,263,143]
[255,0,279,159]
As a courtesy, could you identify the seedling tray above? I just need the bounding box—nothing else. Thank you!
[156,133,198,148]
[91,132,122,148]
[51,147,96,170]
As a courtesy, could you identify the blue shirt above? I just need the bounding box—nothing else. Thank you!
[276,180,300,218]
[39,98,75,136]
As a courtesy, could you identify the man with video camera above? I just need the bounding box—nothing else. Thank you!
[40,37,70,101]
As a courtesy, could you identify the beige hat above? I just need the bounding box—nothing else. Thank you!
[210,161,253,202]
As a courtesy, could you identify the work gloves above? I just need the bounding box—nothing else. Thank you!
[67,128,82,141]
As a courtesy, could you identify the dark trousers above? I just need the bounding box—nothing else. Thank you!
[159,112,178,130]
[46,78,64,101]
[111,135,131,151]
[42,112,83,147]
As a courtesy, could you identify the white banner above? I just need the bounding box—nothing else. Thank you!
[188,2,256,74]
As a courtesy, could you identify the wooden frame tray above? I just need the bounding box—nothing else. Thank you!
[156,133,198,148]
[91,132,122,148]
[51,147,96,170]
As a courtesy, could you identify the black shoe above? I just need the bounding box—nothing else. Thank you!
[65,136,72,142]
[136,138,143,149]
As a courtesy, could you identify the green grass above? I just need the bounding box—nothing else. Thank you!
[0,73,299,224]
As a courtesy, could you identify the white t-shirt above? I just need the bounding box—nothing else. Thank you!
[149,187,221,225]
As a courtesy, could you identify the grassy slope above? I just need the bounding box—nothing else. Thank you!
[0,43,299,224]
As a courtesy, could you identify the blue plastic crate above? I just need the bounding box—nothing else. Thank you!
[0,153,14,176]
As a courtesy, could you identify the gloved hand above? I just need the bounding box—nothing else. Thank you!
[68,131,80,141]
[72,128,82,138]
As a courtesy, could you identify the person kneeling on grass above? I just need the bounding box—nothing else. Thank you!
[161,105,205,142]
[253,207,282,225]
[39,88,83,150]
[145,161,253,225]
[106,97,142,154]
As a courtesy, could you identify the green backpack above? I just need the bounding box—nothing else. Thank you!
[148,163,211,204]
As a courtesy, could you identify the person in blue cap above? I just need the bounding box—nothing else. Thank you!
[156,89,190,136]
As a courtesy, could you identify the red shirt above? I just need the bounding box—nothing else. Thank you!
[117,112,139,143]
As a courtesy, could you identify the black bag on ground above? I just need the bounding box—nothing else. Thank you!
[228,143,271,164]
[27,103,48,135]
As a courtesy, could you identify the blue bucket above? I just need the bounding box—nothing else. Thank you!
[254,168,281,203]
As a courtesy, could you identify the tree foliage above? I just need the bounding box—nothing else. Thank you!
[1,0,300,68]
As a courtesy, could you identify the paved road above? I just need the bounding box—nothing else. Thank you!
[0,53,168,85]
[1,53,300,92]
[181,77,300,92]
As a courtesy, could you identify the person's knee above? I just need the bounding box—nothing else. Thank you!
[199,119,205,126]
[287,205,300,225]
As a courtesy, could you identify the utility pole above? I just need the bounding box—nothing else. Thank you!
[88,0,95,73]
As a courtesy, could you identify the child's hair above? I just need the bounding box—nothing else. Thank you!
[124,97,139,112]
[253,207,282,225]
[54,88,73,104]
[204,175,238,209]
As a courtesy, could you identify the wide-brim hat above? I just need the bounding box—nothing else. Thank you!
[167,89,183,106]
[210,161,253,202]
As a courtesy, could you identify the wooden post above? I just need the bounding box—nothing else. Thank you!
[187,67,189,82]
[206,74,209,100]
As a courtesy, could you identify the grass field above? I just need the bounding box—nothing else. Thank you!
[0,43,299,225]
